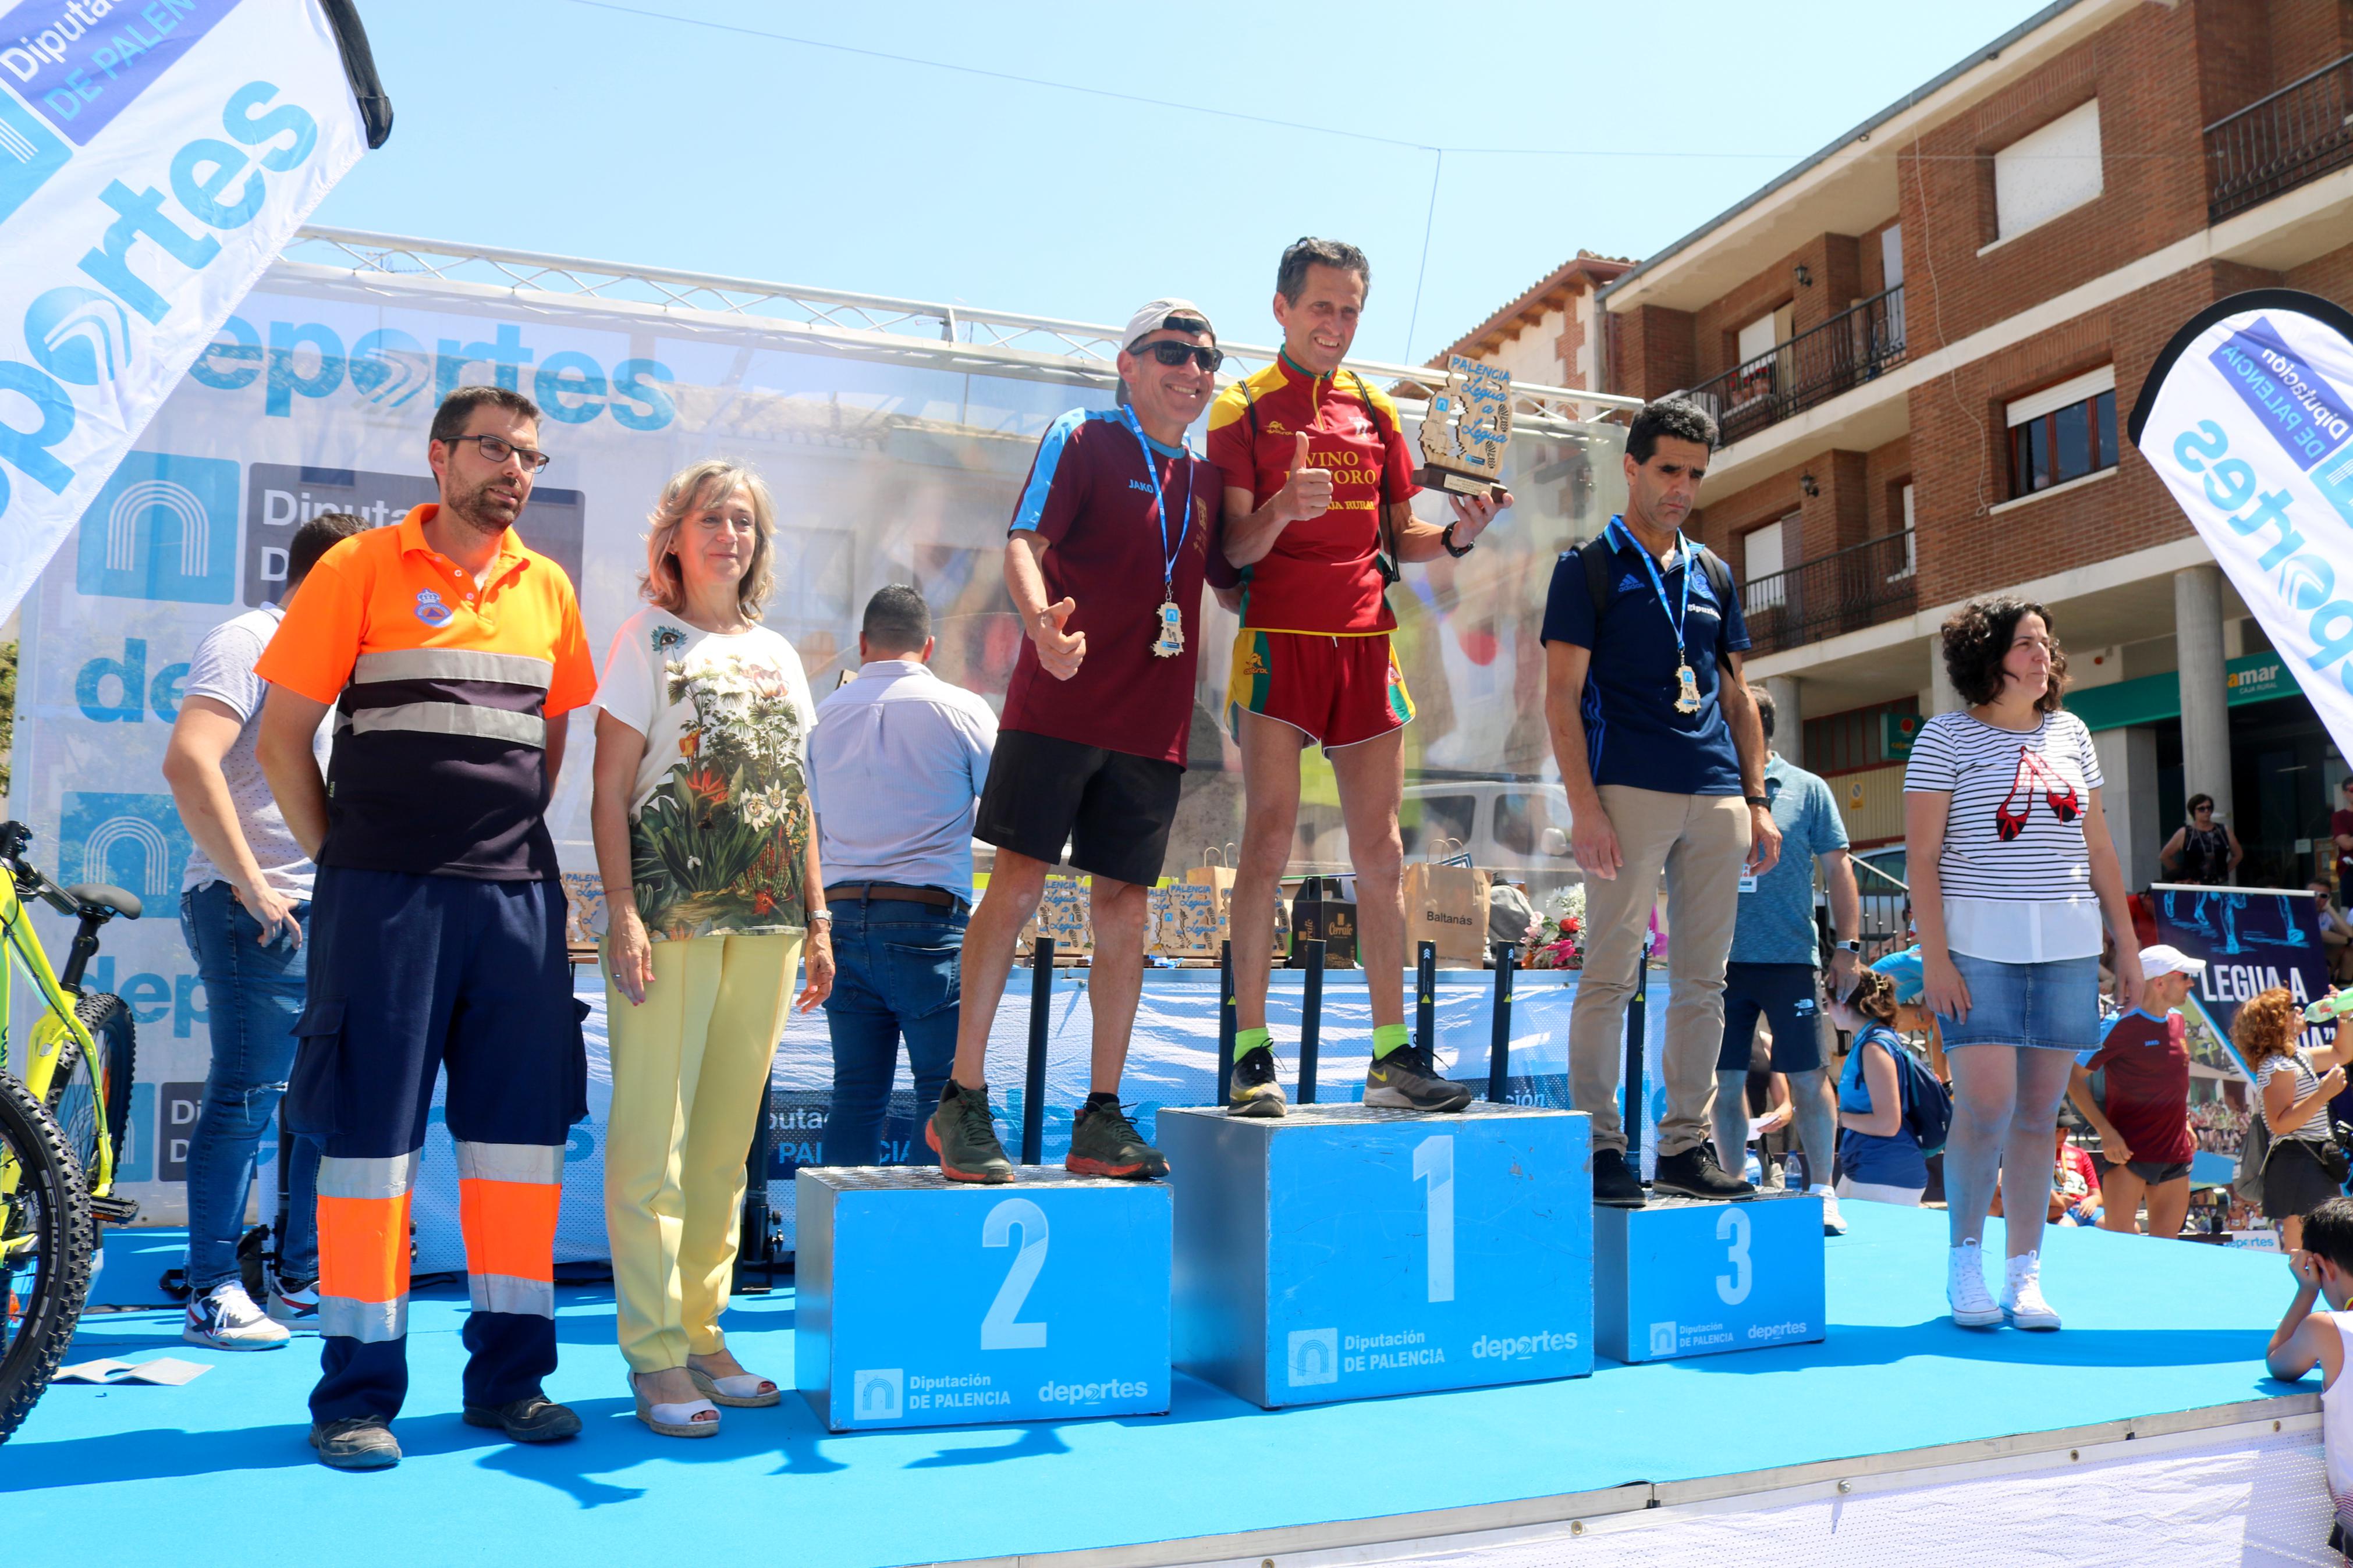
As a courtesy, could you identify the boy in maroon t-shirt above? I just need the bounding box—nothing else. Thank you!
[2068,944,2207,1238]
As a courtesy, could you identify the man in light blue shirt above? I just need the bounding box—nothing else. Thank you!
[809,585,998,1166]
[1713,685,1861,1235]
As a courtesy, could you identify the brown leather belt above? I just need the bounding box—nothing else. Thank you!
[824,881,963,909]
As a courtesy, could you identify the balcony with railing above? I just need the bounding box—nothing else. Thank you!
[2207,51,2353,223]
[1683,285,1905,447]
[1740,529,1917,656]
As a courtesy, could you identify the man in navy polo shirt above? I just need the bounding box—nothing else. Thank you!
[1541,398,1780,1208]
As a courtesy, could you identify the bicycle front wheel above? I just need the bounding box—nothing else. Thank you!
[0,1072,93,1443]
[47,993,135,1193]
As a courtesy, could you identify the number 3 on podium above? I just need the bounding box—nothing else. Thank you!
[1716,1206,1752,1306]
[982,1197,1050,1350]
[1414,1134,1456,1304]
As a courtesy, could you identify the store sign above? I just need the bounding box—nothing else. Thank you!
[1878,710,1923,762]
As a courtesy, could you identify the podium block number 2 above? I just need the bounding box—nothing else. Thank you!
[981,1197,1049,1350]
[1414,1134,1455,1304]
[1715,1206,1752,1306]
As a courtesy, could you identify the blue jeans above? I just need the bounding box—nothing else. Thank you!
[179,880,321,1292]
[821,901,966,1167]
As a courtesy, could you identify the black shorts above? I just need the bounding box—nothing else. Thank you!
[975,729,1183,890]
[2262,1138,2344,1221]
[1718,962,1825,1074]
[2121,1158,2192,1185]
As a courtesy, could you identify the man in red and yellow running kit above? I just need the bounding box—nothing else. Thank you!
[1206,237,1511,1117]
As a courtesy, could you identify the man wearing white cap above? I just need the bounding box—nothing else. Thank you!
[2067,944,2209,1238]
[929,300,1223,1184]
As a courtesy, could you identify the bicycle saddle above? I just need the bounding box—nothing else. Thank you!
[63,883,142,920]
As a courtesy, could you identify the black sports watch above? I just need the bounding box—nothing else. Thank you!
[1440,521,1474,558]
[1744,794,1770,807]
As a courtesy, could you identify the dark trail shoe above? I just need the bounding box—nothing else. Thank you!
[1065,1098,1170,1180]
[1227,1043,1289,1118]
[311,1415,400,1470]
[928,1084,1015,1183]
[463,1394,583,1442]
[1362,1042,1474,1112]
[1651,1145,1757,1202]
[1592,1147,1646,1208]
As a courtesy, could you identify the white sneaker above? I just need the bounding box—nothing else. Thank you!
[183,1281,291,1350]
[1947,1240,2001,1328]
[266,1269,321,1329]
[1812,1184,1847,1237]
[2001,1249,2062,1331]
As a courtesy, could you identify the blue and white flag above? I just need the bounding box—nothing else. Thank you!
[2132,289,2353,759]
[0,0,386,617]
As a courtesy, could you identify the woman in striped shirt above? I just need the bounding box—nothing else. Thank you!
[1904,598,2143,1334]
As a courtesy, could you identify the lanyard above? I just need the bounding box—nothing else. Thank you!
[1608,517,1691,659]
[1121,407,1193,595]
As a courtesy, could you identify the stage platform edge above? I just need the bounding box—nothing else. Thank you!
[929,1393,2322,1568]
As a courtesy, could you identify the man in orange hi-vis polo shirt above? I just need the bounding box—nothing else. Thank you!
[254,386,595,1471]
[1207,237,1513,1118]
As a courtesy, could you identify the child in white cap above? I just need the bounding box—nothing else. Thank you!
[2065,944,2207,1239]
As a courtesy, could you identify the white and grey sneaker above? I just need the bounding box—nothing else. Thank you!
[1813,1185,1847,1238]
[266,1268,321,1328]
[1947,1240,2002,1328]
[2001,1249,2062,1331]
[184,1280,291,1350]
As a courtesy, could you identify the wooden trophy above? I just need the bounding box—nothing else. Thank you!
[1414,354,1513,500]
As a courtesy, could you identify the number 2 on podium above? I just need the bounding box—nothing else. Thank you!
[1414,1134,1456,1304]
[981,1197,1049,1350]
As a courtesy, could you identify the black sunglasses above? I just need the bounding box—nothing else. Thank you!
[1133,340,1224,372]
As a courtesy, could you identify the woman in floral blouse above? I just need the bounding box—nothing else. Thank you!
[591,459,833,1437]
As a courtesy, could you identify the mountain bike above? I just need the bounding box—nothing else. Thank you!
[0,820,142,1442]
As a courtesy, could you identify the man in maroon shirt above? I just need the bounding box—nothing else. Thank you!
[927,299,1222,1184]
[2068,944,2208,1238]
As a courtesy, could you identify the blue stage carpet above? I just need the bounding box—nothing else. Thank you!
[11,1205,2304,1566]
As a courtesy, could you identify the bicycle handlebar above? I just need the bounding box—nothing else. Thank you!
[0,820,91,920]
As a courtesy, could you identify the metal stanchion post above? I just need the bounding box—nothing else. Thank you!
[1624,950,1649,1168]
[1487,944,1515,1104]
[1298,939,1325,1104]
[1415,940,1438,1054]
[1023,936,1055,1167]
[1215,938,1235,1108]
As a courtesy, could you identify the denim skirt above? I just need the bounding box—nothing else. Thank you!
[1940,951,2103,1051]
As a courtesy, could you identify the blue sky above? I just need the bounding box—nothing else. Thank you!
[317,1,2054,368]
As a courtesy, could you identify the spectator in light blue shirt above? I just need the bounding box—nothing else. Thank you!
[808,585,997,1166]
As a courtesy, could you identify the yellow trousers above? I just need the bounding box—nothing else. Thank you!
[603,930,800,1375]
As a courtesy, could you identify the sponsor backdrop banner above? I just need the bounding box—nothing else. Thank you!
[11,261,1621,1225]
[0,0,380,618]
[2130,290,2353,763]
[2145,883,2329,1076]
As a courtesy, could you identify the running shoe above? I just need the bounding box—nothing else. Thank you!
[267,1268,321,1328]
[1065,1098,1169,1180]
[927,1084,1014,1183]
[1227,1043,1289,1118]
[183,1280,291,1350]
[1651,1146,1757,1201]
[1362,1042,1474,1112]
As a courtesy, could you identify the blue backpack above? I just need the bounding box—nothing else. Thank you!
[1859,1025,1953,1158]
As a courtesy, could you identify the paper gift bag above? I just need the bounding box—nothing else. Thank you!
[1020,876,1093,957]
[1403,860,1492,965]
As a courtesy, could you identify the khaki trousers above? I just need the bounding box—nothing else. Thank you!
[1568,787,1751,1158]
[604,930,800,1374]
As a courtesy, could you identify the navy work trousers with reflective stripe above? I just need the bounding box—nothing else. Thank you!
[288,865,588,1425]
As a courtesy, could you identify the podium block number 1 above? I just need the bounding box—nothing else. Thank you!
[981,1197,1049,1350]
[1414,1134,1455,1304]
[1715,1206,1752,1306]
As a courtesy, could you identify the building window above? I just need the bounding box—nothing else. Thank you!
[1744,517,1789,609]
[1993,98,2103,242]
[1890,482,1916,581]
[2007,366,2117,497]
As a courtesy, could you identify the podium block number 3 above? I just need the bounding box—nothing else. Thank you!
[1414,1135,1456,1304]
[981,1197,1049,1350]
[1715,1206,1752,1306]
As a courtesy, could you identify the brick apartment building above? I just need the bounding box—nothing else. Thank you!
[1508,0,2353,891]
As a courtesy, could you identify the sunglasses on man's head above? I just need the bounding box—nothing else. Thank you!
[1133,340,1224,372]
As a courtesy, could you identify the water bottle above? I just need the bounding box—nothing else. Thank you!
[2304,990,2353,1023]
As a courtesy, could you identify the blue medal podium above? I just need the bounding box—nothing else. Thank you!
[793,1167,1172,1431]
[1158,1103,1591,1409]
[1594,1192,1826,1363]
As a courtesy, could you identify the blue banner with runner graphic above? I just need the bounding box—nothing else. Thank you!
[2146,883,2331,1073]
